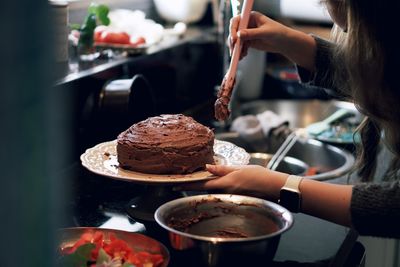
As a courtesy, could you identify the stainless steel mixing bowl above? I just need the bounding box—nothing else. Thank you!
[154,194,293,267]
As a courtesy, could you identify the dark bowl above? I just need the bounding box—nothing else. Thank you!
[154,194,293,267]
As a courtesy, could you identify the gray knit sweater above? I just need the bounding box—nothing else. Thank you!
[297,36,400,238]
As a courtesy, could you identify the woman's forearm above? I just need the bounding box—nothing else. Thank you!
[258,170,353,227]
[279,29,317,72]
[182,165,354,227]
[300,179,353,226]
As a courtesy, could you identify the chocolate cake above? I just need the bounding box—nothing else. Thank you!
[117,114,215,174]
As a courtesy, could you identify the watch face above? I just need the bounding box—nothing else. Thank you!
[279,188,301,213]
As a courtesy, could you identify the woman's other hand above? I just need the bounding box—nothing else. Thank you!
[229,11,317,71]
[229,11,291,59]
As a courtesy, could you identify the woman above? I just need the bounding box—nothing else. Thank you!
[179,0,400,238]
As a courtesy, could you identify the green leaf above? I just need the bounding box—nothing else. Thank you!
[88,2,99,15]
[75,2,111,50]
[88,3,110,26]
[81,13,97,31]
[58,243,96,267]
[96,4,111,25]
[96,248,111,265]
[78,13,97,48]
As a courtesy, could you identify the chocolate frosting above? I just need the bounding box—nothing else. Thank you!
[117,114,215,174]
[215,76,235,121]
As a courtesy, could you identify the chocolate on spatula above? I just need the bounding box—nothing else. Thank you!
[214,0,254,121]
[215,76,236,121]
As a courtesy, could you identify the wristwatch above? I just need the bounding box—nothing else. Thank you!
[279,175,303,213]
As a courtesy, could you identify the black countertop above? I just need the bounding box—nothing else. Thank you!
[61,162,361,267]
[55,26,218,86]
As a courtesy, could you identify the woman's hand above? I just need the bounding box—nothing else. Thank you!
[229,11,291,59]
[229,11,317,71]
[177,164,289,200]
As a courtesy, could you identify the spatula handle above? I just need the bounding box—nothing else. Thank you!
[225,0,254,83]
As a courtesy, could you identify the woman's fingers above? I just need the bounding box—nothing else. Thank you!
[228,35,233,56]
[229,15,240,41]
[174,164,241,191]
[175,176,226,191]
[229,35,250,59]
[229,15,241,53]
[238,27,267,41]
[206,164,240,176]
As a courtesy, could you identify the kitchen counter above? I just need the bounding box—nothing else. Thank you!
[55,26,219,85]
[60,162,364,267]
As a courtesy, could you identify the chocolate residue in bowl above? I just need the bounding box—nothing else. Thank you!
[168,212,219,232]
[167,198,281,238]
[190,196,223,211]
[214,228,249,238]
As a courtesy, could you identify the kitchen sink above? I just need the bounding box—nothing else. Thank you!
[216,132,354,181]
[248,152,309,176]
[215,99,358,181]
[238,99,362,129]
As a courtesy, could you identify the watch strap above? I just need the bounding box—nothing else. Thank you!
[283,175,303,189]
[279,175,303,213]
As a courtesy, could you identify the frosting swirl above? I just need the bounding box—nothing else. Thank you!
[117,114,215,174]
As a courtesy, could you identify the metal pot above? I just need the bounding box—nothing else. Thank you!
[154,194,293,267]
[98,74,156,124]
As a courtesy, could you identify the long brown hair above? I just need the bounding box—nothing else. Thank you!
[331,0,400,181]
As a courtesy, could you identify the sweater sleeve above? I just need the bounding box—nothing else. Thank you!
[351,181,400,238]
[296,35,347,98]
